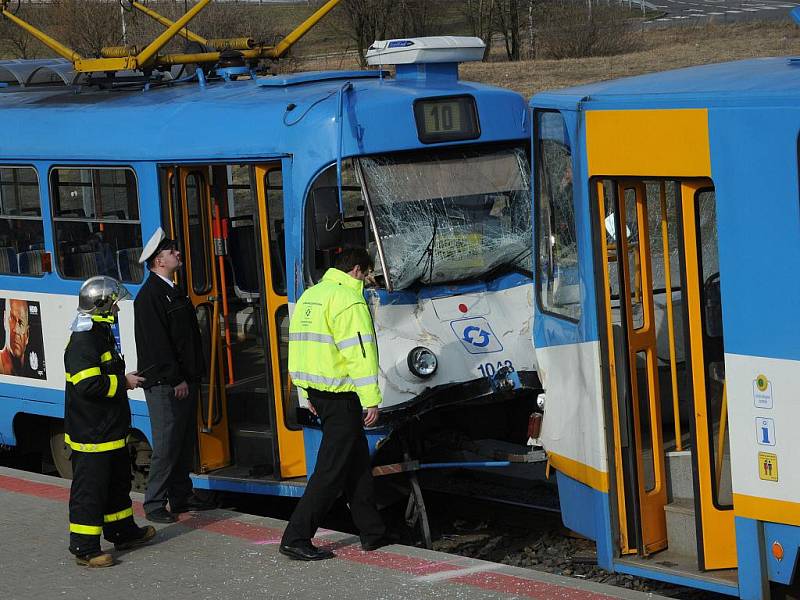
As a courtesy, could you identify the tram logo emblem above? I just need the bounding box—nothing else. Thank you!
[451,317,503,354]
[753,373,773,409]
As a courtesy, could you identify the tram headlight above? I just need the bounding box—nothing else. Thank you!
[407,347,437,379]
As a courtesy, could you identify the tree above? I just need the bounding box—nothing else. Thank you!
[494,0,521,61]
[461,0,496,59]
[0,4,56,59]
[49,0,124,58]
[335,0,438,66]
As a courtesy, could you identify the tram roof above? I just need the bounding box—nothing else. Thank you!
[531,57,800,110]
[0,70,526,162]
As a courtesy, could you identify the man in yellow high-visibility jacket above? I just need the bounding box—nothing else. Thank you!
[279,247,387,561]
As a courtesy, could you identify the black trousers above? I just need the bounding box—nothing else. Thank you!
[143,383,196,513]
[282,391,385,547]
[68,447,139,556]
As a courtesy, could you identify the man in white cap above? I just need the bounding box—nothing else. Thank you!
[133,228,212,523]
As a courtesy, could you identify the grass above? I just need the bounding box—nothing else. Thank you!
[461,21,800,96]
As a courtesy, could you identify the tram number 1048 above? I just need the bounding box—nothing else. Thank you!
[477,360,515,378]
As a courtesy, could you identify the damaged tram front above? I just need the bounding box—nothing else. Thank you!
[298,41,542,491]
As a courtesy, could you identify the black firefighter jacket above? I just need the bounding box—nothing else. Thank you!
[64,322,130,450]
[133,273,205,389]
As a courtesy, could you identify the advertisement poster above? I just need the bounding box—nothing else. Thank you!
[0,298,46,380]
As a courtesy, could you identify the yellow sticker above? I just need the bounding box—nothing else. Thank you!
[756,374,769,392]
[758,452,778,482]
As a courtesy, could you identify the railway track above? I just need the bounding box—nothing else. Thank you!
[410,487,725,600]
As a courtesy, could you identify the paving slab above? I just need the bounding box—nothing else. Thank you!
[0,467,671,600]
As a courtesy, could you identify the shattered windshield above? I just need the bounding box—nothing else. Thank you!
[358,146,531,289]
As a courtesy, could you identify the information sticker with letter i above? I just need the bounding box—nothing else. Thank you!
[755,417,776,446]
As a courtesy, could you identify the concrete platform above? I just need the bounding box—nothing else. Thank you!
[0,466,670,600]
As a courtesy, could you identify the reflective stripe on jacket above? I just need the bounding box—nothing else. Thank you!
[288,268,381,408]
[64,321,130,449]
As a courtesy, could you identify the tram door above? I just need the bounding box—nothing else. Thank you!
[596,178,735,569]
[598,179,668,556]
[165,164,304,479]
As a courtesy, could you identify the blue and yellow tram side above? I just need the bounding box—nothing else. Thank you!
[531,58,800,598]
[0,38,538,503]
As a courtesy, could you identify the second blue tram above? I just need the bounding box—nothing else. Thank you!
[532,57,800,598]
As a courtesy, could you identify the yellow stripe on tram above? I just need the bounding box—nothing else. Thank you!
[547,452,610,493]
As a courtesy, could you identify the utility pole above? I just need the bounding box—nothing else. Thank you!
[120,2,128,47]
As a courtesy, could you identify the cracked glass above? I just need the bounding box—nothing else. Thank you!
[358,146,531,290]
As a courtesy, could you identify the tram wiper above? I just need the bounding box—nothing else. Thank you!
[469,246,532,284]
[415,215,438,283]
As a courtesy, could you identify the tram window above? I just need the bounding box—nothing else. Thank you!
[265,169,287,296]
[227,165,254,216]
[695,188,730,509]
[0,167,44,276]
[224,165,263,300]
[50,167,143,282]
[304,161,368,284]
[535,111,581,321]
[620,187,646,329]
[185,172,211,295]
[276,305,299,430]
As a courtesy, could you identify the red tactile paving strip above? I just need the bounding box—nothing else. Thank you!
[0,473,617,600]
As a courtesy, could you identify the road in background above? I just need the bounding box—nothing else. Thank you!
[645,0,799,24]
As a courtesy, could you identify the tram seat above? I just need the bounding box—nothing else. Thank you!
[117,247,144,283]
[17,249,45,275]
[228,218,260,302]
[0,246,18,274]
[65,251,100,278]
[64,248,117,279]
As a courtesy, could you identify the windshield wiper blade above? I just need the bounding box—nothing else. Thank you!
[415,215,438,283]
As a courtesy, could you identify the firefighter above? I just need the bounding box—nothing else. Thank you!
[65,275,155,567]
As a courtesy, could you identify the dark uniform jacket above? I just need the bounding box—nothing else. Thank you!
[134,273,204,389]
[64,322,129,447]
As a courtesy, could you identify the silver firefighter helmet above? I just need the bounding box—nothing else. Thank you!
[78,276,131,315]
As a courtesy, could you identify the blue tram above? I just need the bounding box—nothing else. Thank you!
[0,34,538,506]
[531,56,800,597]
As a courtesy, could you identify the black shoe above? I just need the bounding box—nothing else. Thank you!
[171,495,216,514]
[145,508,176,523]
[361,536,393,551]
[114,525,157,551]
[279,543,335,561]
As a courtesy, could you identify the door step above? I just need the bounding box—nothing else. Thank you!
[666,450,694,502]
[664,499,697,557]
[616,549,738,596]
[231,423,274,470]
